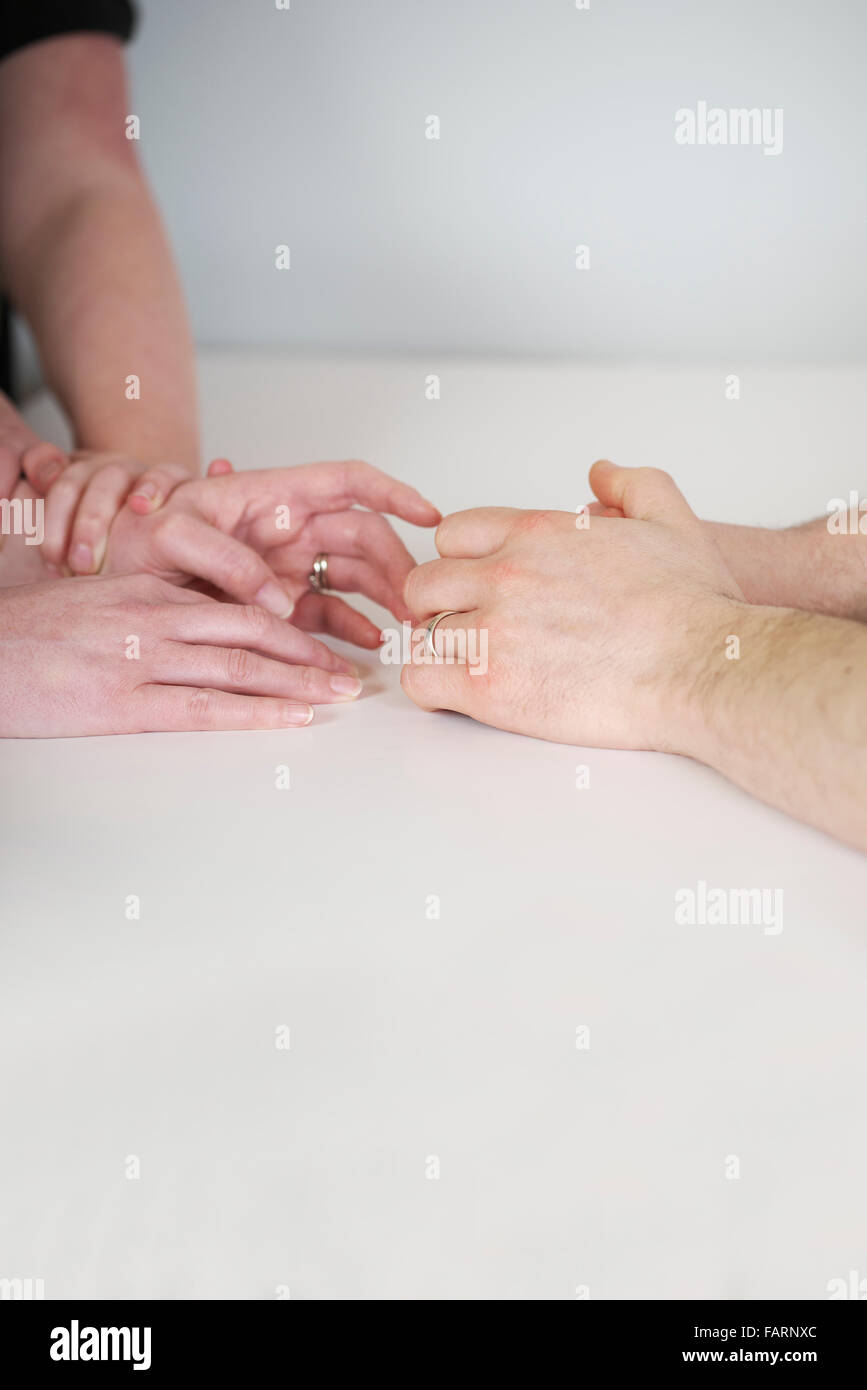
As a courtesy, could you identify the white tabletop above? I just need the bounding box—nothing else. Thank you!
[3,353,866,1300]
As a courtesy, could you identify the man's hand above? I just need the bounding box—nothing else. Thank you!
[403,461,867,851]
[104,460,441,646]
[587,477,867,625]
[402,461,743,750]
[0,573,366,739]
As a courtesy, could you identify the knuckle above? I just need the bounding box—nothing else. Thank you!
[100,461,134,490]
[486,556,524,590]
[73,509,107,536]
[512,508,555,538]
[185,688,218,724]
[46,475,81,510]
[226,646,256,685]
[223,557,258,594]
[637,466,671,488]
[130,573,174,604]
[295,664,319,696]
[239,603,270,638]
[55,461,91,494]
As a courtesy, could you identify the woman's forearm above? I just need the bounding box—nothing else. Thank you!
[0,35,199,471]
[11,176,199,470]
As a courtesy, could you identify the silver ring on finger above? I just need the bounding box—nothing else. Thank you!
[308,553,329,592]
[424,610,460,657]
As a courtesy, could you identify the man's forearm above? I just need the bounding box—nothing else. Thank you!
[685,599,867,851]
[709,518,867,622]
[0,35,199,471]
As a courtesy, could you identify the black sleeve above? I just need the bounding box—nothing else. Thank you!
[0,1,136,66]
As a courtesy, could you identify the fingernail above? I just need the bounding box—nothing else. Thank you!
[254,581,294,618]
[132,482,160,506]
[329,675,362,698]
[69,542,94,573]
[283,704,313,725]
[92,538,106,573]
[37,460,62,491]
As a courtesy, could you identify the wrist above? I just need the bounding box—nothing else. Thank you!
[73,431,200,476]
[709,518,867,621]
[667,598,815,777]
[654,593,749,762]
[707,522,801,607]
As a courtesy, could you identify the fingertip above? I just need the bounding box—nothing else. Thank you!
[283,703,313,726]
[127,494,155,515]
[207,457,234,477]
[415,499,441,524]
[254,580,295,619]
[329,674,363,699]
[68,542,95,575]
[589,458,617,481]
[23,444,67,494]
[127,481,163,514]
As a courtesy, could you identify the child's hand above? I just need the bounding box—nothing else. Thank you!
[105,458,441,646]
[39,449,196,575]
[0,390,68,502]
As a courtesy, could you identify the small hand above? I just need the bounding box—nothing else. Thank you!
[0,390,67,505]
[37,449,194,575]
[108,458,441,647]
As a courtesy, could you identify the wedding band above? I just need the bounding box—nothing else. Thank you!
[308,553,329,592]
[424,610,460,657]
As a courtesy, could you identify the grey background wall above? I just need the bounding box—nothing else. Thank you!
[30,0,867,365]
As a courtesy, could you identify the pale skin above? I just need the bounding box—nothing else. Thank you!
[1,39,863,809]
[402,462,867,853]
[0,33,200,561]
[0,574,356,737]
[0,460,440,736]
[0,32,443,733]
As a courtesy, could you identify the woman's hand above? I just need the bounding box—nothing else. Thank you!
[401,461,745,751]
[105,459,441,647]
[0,572,366,738]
